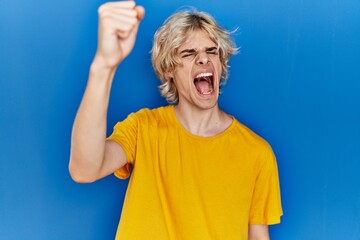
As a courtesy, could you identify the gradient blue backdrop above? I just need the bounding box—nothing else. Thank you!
[1,0,359,239]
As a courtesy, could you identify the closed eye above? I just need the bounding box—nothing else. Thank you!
[179,47,219,58]
[182,53,195,58]
[206,47,219,55]
[180,49,196,58]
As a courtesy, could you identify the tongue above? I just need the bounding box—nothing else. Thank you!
[195,80,211,94]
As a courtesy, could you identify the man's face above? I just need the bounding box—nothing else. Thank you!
[170,29,222,110]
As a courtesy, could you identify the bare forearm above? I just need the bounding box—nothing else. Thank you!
[249,236,270,240]
[69,1,145,183]
[248,224,270,240]
[69,62,115,182]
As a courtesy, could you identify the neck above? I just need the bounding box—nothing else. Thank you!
[173,104,232,137]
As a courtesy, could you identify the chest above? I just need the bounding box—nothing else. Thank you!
[134,126,261,199]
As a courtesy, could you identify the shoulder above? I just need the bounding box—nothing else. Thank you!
[232,120,277,172]
[128,105,172,124]
[231,118,274,156]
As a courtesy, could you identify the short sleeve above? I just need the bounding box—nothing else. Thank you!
[106,113,138,179]
[249,146,283,225]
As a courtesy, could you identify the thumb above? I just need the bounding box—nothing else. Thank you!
[128,5,145,39]
[135,6,145,21]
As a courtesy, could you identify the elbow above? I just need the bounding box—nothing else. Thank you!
[69,171,95,184]
[68,158,97,184]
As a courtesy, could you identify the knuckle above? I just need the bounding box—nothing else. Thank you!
[97,4,106,14]
[127,1,136,8]
[98,2,112,14]
[129,10,137,17]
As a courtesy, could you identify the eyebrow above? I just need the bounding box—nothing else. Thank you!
[206,47,218,52]
[179,49,197,55]
[179,47,218,55]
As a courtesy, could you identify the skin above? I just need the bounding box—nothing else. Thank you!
[169,29,233,137]
[68,1,270,239]
[69,1,143,183]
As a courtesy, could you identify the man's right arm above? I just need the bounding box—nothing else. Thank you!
[69,1,145,183]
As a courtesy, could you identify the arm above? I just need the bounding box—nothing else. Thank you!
[248,224,270,240]
[69,1,145,183]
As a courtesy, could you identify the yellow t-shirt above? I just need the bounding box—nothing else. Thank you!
[107,106,282,240]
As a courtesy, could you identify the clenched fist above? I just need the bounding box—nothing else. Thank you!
[93,1,145,69]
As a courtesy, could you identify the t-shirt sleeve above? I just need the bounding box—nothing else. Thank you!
[249,145,283,225]
[106,112,138,179]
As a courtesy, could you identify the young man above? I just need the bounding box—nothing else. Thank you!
[69,1,282,239]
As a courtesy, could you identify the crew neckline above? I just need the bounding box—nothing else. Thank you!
[168,105,236,140]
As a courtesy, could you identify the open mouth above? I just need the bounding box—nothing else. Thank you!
[193,72,214,95]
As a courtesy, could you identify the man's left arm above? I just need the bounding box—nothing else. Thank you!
[249,224,270,240]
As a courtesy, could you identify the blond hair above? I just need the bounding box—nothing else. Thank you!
[151,9,238,104]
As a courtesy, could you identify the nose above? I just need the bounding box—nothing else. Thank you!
[196,52,210,65]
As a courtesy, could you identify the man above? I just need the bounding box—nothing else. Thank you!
[69,1,282,239]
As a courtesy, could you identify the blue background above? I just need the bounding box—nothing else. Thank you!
[1,0,359,239]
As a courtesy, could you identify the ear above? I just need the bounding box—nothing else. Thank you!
[165,71,174,79]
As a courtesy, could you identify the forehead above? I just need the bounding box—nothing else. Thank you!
[178,29,217,51]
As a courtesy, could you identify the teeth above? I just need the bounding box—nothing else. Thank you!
[201,89,213,95]
[195,72,213,78]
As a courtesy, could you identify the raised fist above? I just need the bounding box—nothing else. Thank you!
[94,1,145,69]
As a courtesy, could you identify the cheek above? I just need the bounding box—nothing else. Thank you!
[173,71,192,88]
[210,55,222,66]
[212,59,223,78]
[178,66,193,80]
